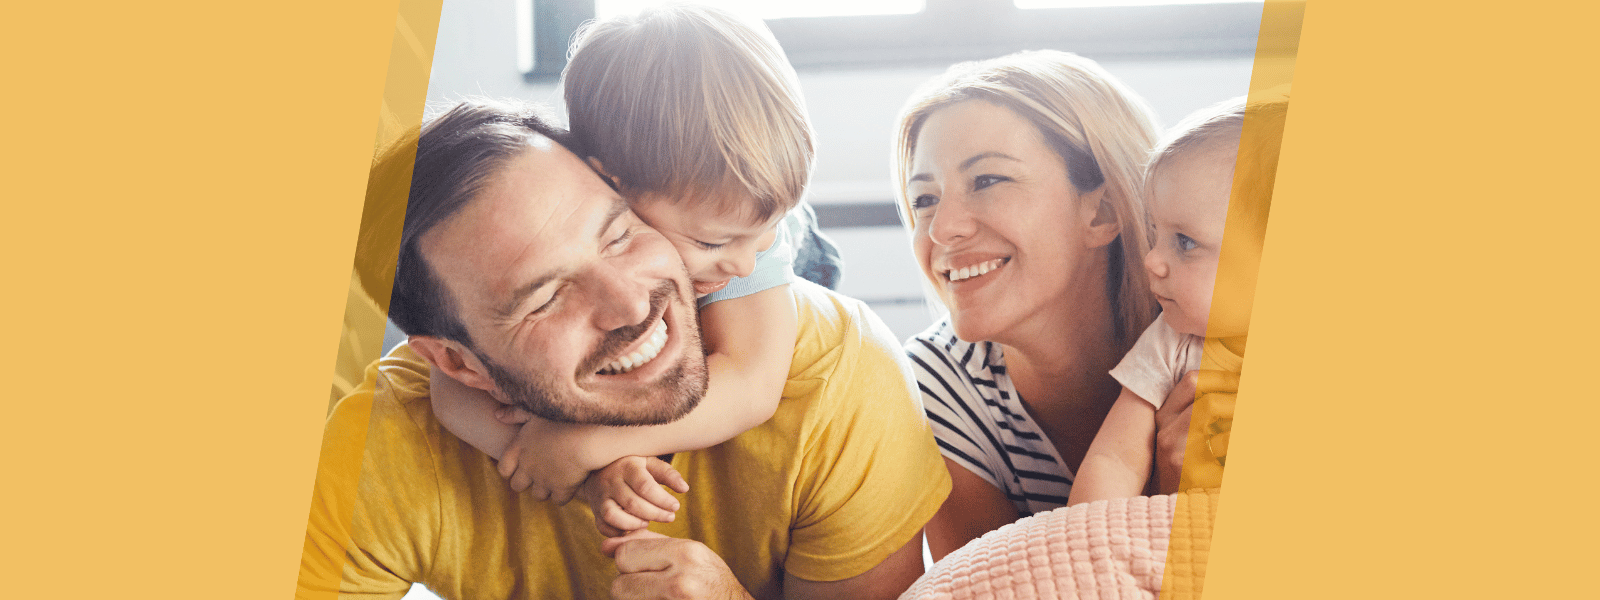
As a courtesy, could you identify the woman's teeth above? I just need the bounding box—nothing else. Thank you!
[598,319,668,375]
[947,259,1005,283]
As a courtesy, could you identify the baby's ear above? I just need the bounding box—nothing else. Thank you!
[585,157,622,190]
[1082,188,1121,249]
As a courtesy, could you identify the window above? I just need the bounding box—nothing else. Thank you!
[523,0,1270,81]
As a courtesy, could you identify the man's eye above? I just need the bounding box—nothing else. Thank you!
[1176,233,1198,252]
[973,174,1008,190]
[606,227,635,251]
[911,194,939,209]
[531,287,561,314]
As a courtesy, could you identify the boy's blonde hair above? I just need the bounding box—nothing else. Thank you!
[562,4,815,224]
[1149,88,1291,241]
[894,50,1160,345]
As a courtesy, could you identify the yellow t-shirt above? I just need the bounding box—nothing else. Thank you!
[298,281,952,599]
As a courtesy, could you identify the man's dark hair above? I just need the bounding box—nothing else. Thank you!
[356,99,569,349]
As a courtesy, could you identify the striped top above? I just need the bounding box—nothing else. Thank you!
[907,318,1074,517]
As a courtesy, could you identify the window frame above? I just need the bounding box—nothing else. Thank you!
[523,0,1278,82]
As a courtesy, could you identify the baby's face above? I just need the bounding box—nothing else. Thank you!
[630,193,782,298]
[1144,146,1236,338]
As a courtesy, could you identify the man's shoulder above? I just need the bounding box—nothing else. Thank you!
[325,343,443,458]
[783,281,920,417]
[788,279,896,348]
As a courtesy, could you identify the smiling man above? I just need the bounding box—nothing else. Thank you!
[297,100,950,600]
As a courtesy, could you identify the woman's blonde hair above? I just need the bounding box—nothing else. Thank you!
[894,50,1160,344]
[562,4,815,223]
[1149,88,1290,242]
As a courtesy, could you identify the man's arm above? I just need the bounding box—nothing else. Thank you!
[603,530,925,600]
[299,349,439,599]
[784,531,924,600]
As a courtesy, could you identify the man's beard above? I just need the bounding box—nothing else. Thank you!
[480,281,708,426]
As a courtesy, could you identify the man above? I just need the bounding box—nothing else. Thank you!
[297,100,951,599]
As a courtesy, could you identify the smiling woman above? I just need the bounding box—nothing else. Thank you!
[893,50,1181,560]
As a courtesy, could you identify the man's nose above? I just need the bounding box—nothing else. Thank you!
[587,262,653,332]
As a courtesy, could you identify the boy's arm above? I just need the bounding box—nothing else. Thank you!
[1067,387,1158,506]
[430,368,518,458]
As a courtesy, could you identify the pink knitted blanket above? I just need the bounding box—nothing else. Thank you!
[901,489,1219,600]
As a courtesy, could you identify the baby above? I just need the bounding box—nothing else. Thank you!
[1069,90,1289,505]
[429,5,823,536]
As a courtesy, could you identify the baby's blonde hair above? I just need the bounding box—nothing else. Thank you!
[894,50,1161,345]
[1149,88,1291,242]
[562,4,815,223]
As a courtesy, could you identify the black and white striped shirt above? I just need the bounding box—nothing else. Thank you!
[907,319,1074,517]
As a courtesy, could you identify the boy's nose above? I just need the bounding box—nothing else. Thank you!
[722,253,755,279]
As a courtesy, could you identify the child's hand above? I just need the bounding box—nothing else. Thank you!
[579,456,690,538]
[495,418,590,504]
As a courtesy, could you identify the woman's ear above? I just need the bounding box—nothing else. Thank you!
[409,336,498,394]
[585,157,622,190]
[1082,187,1121,249]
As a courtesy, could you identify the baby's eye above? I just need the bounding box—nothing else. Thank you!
[973,175,1008,190]
[694,239,725,251]
[911,194,939,209]
[1176,233,1198,253]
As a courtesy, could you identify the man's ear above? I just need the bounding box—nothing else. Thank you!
[409,335,498,394]
[585,157,622,190]
[1081,186,1121,249]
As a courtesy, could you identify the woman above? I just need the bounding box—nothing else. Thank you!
[895,50,1192,559]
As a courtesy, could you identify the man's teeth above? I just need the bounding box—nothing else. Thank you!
[598,319,668,375]
[947,259,1004,283]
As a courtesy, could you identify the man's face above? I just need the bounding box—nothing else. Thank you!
[420,136,707,425]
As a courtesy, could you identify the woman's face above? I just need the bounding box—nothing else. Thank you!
[906,100,1118,344]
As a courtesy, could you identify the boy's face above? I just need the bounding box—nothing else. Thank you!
[1144,145,1237,338]
[629,192,783,298]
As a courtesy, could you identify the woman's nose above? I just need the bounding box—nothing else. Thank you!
[926,195,977,246]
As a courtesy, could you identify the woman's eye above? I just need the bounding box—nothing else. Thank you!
[1176,233,1198,252]
[973,175,1007,190]
[911,194,939,209]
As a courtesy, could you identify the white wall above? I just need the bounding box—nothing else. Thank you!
[423,0,1257,342]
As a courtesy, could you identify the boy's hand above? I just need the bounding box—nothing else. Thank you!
[581,456,690,538]
[496,418,590,504]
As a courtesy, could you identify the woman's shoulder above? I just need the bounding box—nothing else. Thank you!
[904,318,1006,401]
[907,317,1001,367]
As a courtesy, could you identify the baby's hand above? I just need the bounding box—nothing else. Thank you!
[496,418,589,504]
[580,456,690,538]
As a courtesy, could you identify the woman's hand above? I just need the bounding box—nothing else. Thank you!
[1154,371,1198,495]
[1155,370,1240,494]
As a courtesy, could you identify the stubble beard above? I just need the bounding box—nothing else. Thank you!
[480,281,709,426]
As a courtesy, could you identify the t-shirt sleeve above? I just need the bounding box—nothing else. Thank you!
[1109,316,1186,410]
[698,210,798,306]
[906,334,1006,490]
[782,296,952,582]
[298,346,441,600]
